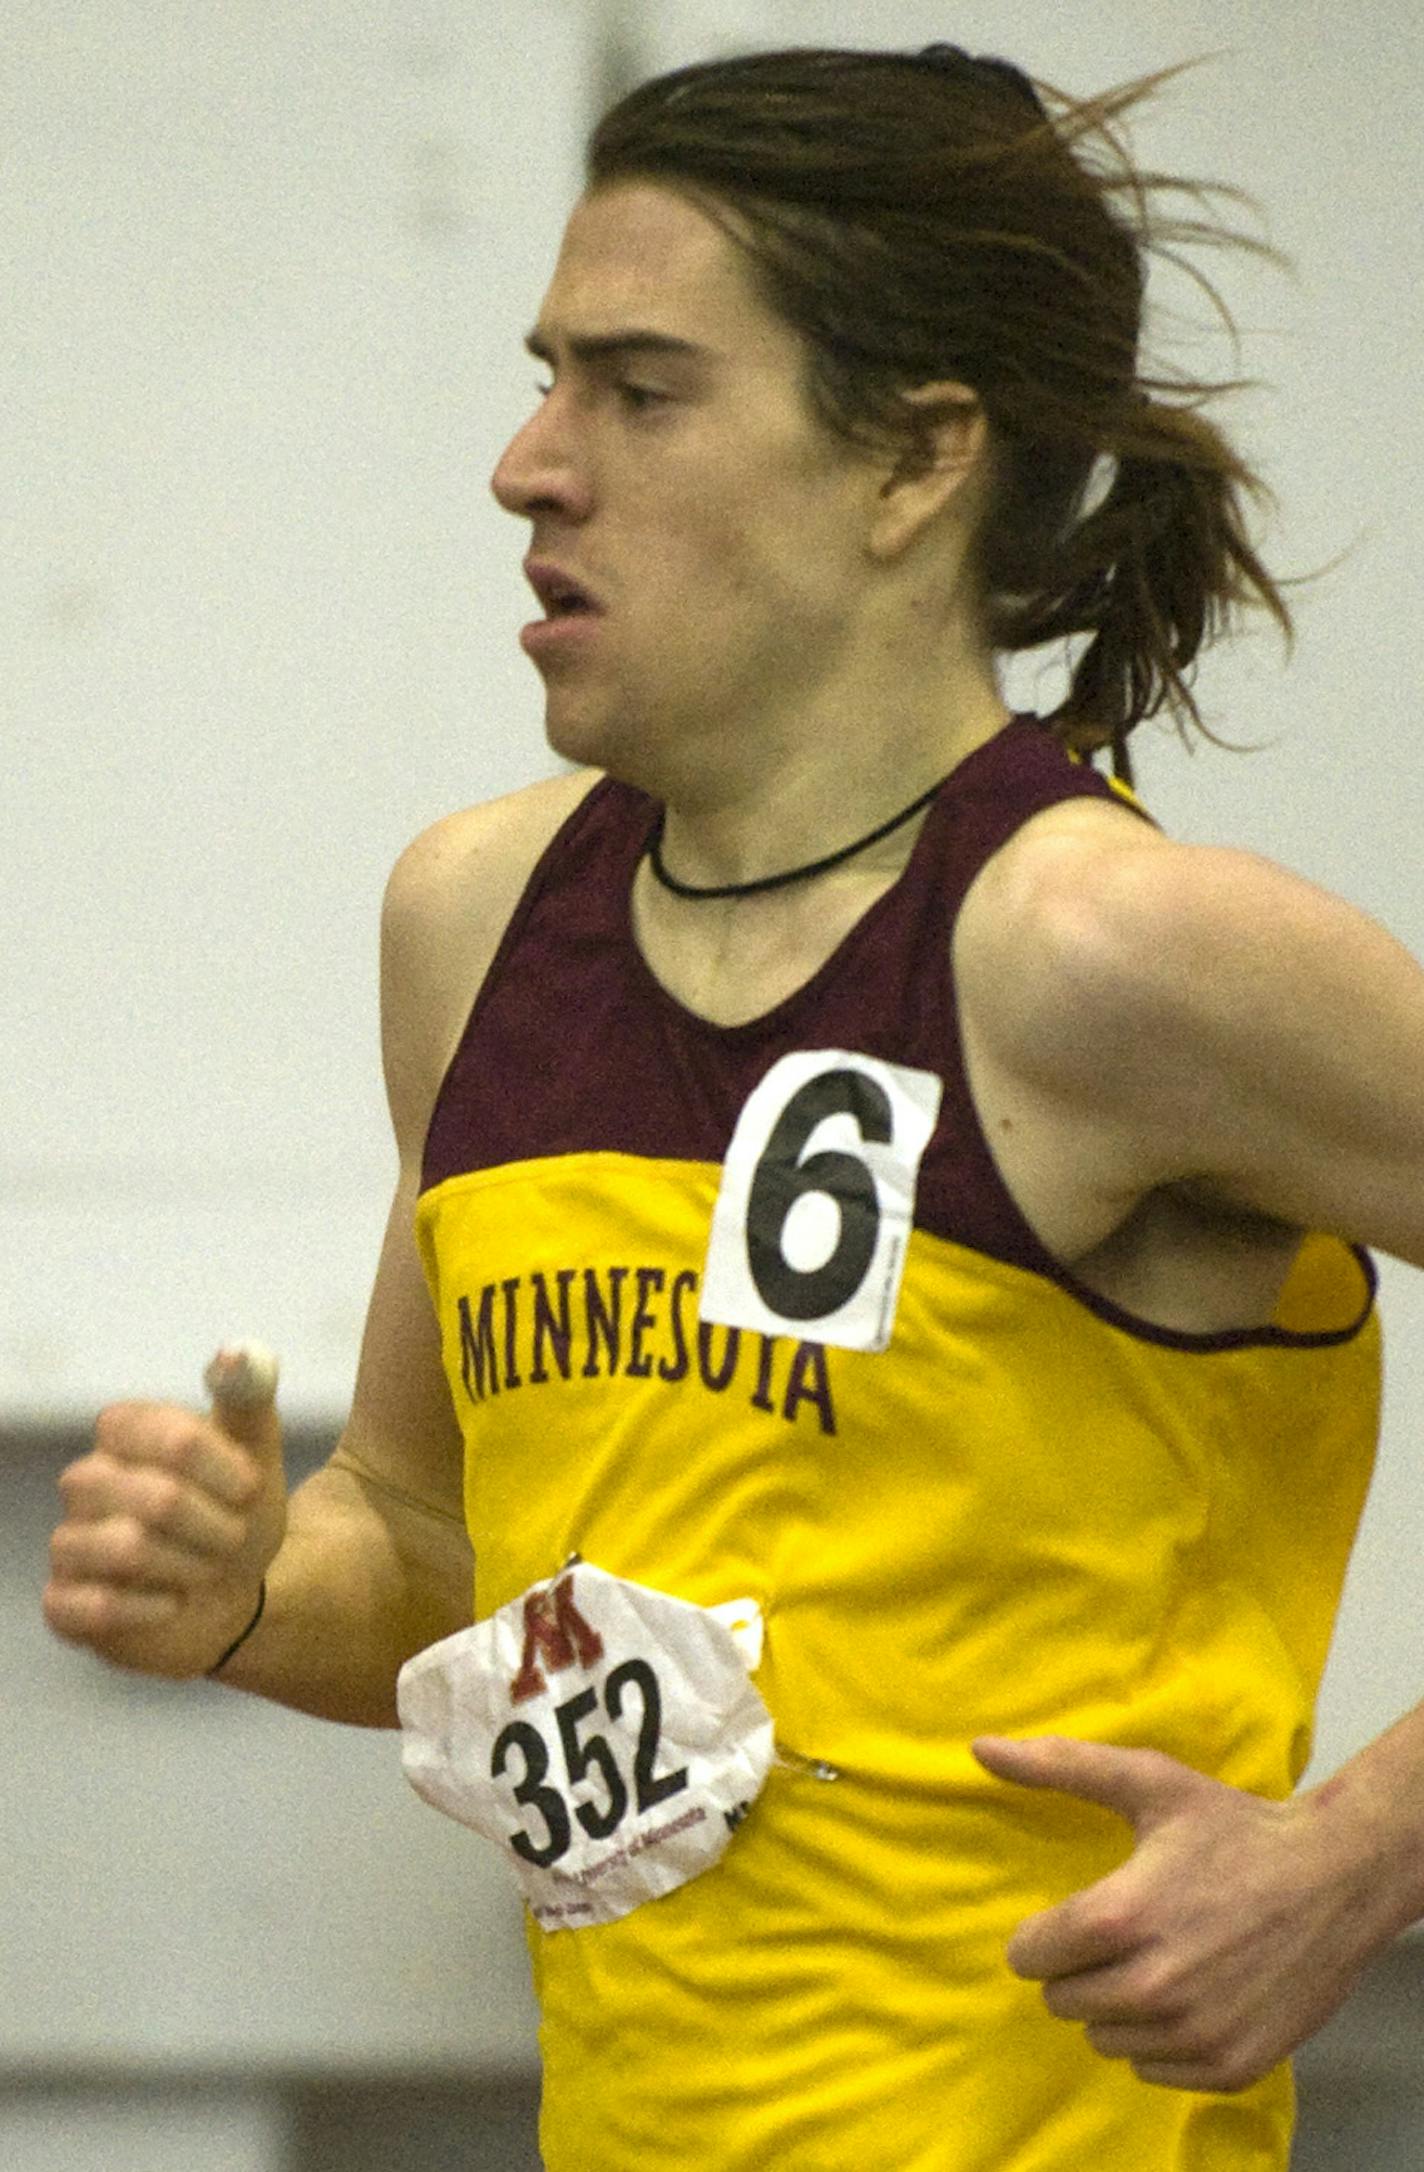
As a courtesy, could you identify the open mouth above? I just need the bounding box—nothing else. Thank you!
[527,560,602,620]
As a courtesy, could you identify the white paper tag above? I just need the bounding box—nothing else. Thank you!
[700,1049,943,1353]
[397,1563,774,1932]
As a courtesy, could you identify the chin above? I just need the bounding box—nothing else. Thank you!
[542,697,648,791]
[543,698,609,769]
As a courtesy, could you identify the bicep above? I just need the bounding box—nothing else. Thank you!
[1165,870,1424,1266]
[971,823,1424,1269]
[1066,847,1424,1266]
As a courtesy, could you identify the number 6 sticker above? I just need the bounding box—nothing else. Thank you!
[701,1050,943,1353]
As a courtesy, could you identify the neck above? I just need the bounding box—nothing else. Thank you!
[649,671,1011,896]
[646,769,956,901]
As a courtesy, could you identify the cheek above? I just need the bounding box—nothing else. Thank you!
[628,445,864,639]
[734,452,867,597]
[693,497,828,604]
[723,516,859,633]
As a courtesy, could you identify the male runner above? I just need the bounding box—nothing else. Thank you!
[44,44,1424,2172]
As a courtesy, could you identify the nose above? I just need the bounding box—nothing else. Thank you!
[490,396,593,523]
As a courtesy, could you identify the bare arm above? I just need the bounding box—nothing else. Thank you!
[962,806,1424,2087]
[965,806,1424,1264]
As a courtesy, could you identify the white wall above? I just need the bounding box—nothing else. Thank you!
[4,0,592,1424]
[7,3,1424,2145]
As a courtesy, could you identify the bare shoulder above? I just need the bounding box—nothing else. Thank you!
[383,766,600,949]
[956,783,1424,1262]
[380,767,601,1152]
[957,792,1339,1092]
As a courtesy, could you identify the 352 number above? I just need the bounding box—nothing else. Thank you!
[491,1659,689,1869]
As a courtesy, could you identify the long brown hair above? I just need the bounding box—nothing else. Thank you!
[588,44,1291,780]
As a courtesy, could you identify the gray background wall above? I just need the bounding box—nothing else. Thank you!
[6,2,1422,2165]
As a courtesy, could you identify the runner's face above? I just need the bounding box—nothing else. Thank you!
[490,181,882,785]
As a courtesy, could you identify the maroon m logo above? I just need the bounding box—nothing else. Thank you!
[509,1573,605,1705]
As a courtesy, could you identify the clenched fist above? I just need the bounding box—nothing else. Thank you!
[43,1345,289,1680]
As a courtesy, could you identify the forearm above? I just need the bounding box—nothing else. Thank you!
[214,1453,472,1726]
[1306,1696,1424,1947]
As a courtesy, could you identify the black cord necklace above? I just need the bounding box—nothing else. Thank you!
[645,772,949,901]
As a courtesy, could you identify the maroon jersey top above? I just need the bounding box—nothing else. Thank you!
[424,716,1130,1282]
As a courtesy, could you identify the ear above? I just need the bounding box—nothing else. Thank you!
[867,382,989,561]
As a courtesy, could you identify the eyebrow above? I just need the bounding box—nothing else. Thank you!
[524,328,712,368]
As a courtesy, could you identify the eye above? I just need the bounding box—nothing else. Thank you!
[616,383,668,415]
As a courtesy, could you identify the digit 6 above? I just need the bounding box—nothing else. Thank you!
[745,1070,892,1320]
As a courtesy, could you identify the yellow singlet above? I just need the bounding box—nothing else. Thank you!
[416,721,1380,2171]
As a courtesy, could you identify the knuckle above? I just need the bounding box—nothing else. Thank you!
[1159,2017,1247,2088]
[48,1526,83,1577]
[1206,2030,1255,2086]
[109,1516,156,1576]
[51,1519,111,1576]
[1130,1955,1186,2014]
[1090,1899,1140,1948]
[94,1400,164,1455]
[148,1417,204,1475]
[73,1580,111,1632]
[1189,2014,1234,2057]
[1203,2049,1258,2095]
[96,1401,204,1473]
[140,1468,187,1530]
[50,1519,126,1584]
[57,1452,104,1506]
[92,1402,132,1449]
[41,1583,84,1642]
[44,1579,102,1642]
[83,1583,134,1639]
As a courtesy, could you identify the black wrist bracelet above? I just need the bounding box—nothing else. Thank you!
[207,1579,267,1677]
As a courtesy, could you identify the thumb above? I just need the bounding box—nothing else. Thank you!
[972,1734,1196,1832]
[203,1341,282,1457]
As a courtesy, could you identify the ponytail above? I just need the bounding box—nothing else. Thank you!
[987,402,1293,782]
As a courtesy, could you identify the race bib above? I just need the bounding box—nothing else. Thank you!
[396,1562,774,1932]
[701,1049,943,1353]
